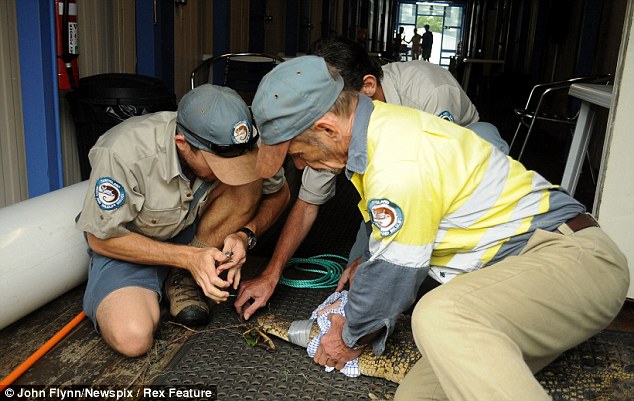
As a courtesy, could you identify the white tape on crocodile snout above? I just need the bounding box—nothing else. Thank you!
[287,318,315,348]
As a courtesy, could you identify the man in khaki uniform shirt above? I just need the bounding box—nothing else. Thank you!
[76,84,290,357]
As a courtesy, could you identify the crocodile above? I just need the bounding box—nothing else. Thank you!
[256,313,420,383]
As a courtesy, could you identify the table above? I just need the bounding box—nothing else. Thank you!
[561,83,614,195]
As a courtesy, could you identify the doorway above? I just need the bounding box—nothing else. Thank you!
[396,1,465,67]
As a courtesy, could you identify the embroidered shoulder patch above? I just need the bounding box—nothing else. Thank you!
[437,110,455,123]
[94,177,126,210]
[368,198,404,237]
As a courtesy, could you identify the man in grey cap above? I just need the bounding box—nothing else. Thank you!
[76,84,289,357]
[235,37,508,321]
[249,56,628,400]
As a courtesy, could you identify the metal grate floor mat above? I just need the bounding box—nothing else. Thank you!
[153,285,398,400]
[536,329,634,401]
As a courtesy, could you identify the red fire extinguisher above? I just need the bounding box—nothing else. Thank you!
[55,0,79,91]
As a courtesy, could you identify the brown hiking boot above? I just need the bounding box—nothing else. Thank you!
[165,268,210,326]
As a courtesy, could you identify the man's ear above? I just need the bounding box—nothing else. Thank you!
[361,75,378,98]
[174,133,190,151]
[314,113,341,141]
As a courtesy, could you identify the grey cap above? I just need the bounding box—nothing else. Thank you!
[176,84,260,186]
[177,84,255,150]
[251,56,344,177]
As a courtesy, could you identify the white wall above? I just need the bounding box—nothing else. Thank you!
[595,0,634,298]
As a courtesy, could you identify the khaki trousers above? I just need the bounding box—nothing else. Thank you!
[395,227,629,401]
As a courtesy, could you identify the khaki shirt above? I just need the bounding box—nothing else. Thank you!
[76,112,285,241]
[380,60,479,126]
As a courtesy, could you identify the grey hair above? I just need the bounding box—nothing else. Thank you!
[324,63,360,118]
[329,88,358,117]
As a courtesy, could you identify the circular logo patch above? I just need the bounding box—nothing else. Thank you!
[94,177,126,210]
[437,110,455,123]
[368,198,404,237]
[232,120,251,144]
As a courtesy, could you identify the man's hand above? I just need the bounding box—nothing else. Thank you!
[234,272,279,320]
[216,232,250,290]
[314,314,364,371]
[336,258,362,292]
[187,247,233,303]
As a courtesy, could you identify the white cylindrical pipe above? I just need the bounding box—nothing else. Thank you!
[0,181,90,330]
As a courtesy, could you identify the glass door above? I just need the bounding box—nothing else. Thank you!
[412,3,444,64]
[439,6,464,67]
[396,2,465,67]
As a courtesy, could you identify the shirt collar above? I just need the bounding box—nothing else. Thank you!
[379,65,399,104]
[345,94,374,179]
[166,115,187,181]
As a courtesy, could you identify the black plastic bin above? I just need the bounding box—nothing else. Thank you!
[68,73,177,180]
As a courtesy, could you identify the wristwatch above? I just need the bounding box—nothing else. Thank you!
[237,227,257,250]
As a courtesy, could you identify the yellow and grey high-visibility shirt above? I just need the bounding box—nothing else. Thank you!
[76,112,286,241]
[341,95,584,354]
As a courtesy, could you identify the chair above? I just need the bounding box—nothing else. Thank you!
[510,75,612,162]
[375,51,399,65]
[400,45,411,61]
[190,52,285,105]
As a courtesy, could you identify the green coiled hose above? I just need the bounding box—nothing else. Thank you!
[280,254,347,289]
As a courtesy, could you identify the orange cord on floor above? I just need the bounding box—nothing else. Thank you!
[0,311,86,392]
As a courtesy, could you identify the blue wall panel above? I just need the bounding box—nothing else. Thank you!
[16,0,63,197]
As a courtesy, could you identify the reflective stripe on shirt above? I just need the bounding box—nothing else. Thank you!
[350,101,584,283]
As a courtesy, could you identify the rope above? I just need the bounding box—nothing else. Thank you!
[280,254,347,289]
